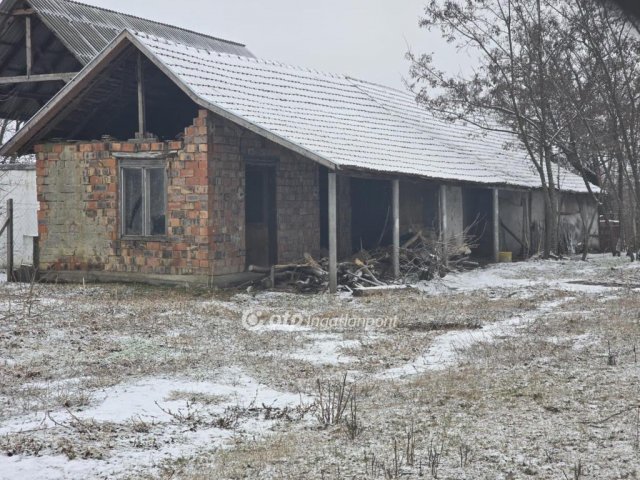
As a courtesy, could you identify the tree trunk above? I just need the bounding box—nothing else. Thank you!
[543,186,559,257]
[617,156,626,253]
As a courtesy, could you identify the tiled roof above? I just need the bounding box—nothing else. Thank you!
[135,32,592,192]
[0,0,254,63]
[1,29,595,193]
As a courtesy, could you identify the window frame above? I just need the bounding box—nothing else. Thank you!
[119,158,168,239]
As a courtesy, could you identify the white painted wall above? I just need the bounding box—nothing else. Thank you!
[0,166,38,268]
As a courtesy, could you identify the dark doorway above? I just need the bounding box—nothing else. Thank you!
[319,166,329,249]
[245,165,277,268]
[463,187,494,258]
[351,178,392,251]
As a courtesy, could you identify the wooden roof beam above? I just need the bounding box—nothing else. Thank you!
[11,8,35,16]
[0,72,77,84]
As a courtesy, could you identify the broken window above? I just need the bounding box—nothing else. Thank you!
[121,161,166,237]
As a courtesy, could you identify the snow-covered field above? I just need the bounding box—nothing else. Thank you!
[1,255,640,479]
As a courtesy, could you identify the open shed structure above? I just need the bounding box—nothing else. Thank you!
[0,0,252,122]
[0,22,599,290]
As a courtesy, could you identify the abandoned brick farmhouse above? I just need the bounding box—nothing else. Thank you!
[0,0,599,290]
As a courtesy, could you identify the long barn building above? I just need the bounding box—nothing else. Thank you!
[0,1,599,289]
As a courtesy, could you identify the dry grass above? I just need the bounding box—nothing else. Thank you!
[173,291,640,479]
[2,256,640,478]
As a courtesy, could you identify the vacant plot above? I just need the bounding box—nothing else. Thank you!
[1,255,639,479]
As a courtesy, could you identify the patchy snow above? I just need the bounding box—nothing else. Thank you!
[0,357,16,368]
[552,279,619,294]
[289,334,359,366]
[3,253,640,479]
[416,257,633,296]
[0,428,237,480]
[82,374,300,423]
[1,370,306,435]
[377,298,570,379]
[418,268,537,294]
[0,369,308,479]
[571,333,600,351]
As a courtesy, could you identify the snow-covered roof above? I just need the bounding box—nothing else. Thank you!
[133,33,592,192]
[2,30,595,193]
[0,0,253,63]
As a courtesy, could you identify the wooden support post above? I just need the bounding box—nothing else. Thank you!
[493,188,500,262]
[7,199,13,283]
[25,16,32,77]
[439,184,448,265]
[137,52,146,137]
[392,179,400,278]
[328,172,338,293]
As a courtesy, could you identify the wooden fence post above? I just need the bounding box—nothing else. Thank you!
[32,235,39,273]
[6,199,13,282]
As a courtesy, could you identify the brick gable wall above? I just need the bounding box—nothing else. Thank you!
[34,109,323,278]
[35,114,210,275]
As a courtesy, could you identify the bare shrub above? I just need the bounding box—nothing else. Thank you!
[316,373,354,426]
[165,390,230,406]
[0,434,45,457]
[563,460,584,480]
[405,422,417,467]
[458,441,472,468]
[607,341,618,366]
[426,435,446,479]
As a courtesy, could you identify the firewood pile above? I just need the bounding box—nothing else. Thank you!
[248,230,480,293]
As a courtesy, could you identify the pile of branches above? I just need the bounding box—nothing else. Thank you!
[394,230,478,282]
[249,254,328,293]
[248,229,480,293]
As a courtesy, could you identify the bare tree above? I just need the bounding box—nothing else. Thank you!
[409,0,640,258]
[408,0,581,257]
[548,0,640,253]
[0,118,21,164]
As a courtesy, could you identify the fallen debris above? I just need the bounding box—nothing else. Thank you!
[248,230,480,293]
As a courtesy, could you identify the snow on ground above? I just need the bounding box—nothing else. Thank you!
[0,369,309,479]
[0,358,16,368]
[2,253,639,479]
[377,297,570,379]
[417,256,625,295]
[2,369,306,435]
[289,333,360,365]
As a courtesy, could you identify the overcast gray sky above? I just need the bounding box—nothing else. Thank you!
[80,0,469,90]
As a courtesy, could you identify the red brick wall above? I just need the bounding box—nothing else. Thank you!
[207,113,246,275]
[207,113,322,270]
[276,152,321,263]
[35,109,323,277]
[35,114,210,275]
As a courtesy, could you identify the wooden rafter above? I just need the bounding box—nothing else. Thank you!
[11,8,35,16]
[0,72,76,84]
